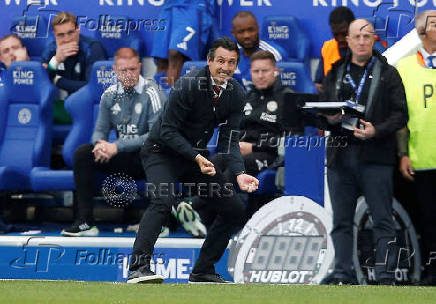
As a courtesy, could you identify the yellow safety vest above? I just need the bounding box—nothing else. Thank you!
[396,53,436,170]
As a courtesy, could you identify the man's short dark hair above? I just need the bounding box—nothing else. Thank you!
[207,37,240,63]
[231,11,258,28]
[250,50,276,65]
[0,34,24,47]
[329,6,355,25]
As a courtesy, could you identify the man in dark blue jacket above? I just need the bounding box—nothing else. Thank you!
[127,37,259,284]
[42,11,106,123]
[42,11,106,94]
[0,34,29,85]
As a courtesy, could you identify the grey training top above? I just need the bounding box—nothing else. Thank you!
[92,75,165,152]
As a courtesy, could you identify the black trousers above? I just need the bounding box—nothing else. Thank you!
[73,144,145,223]
[191,151,277,226]
[327,146,397,281]
[414,170,436,274]
[129,147,245,274]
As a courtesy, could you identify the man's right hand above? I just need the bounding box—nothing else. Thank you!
[195,154,216,176]
[93,141,109,163]
[56,42,79,62]
[399,156,415,181]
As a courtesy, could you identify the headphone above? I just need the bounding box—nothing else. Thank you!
[420,28,426,35]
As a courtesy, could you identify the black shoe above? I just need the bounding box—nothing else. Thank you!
[127,268,164,284]
[61,220,99,237]
[378,278,396,286]
[188,273,232,284]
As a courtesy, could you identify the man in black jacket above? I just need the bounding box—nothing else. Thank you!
[187,50,301,226]
[127,37,259,284]
[320,19,408,285]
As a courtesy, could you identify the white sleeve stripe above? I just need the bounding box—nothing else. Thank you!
[151,87,162,112]
[147,87,161,113]
[261,43,282,61]
[259,41,282,61]
[259,41,281,60]
[146,90,156,113]
[147,90,157,113]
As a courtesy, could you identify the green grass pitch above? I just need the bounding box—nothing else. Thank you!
[1,281,436,304]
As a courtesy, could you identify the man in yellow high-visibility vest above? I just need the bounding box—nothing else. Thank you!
[396,10,436,286]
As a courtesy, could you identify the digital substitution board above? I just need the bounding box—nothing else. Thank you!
[228,196,334,284]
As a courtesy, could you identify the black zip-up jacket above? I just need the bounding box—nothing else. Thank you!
[147,66,246,175]
[320,50,408,167]
[42,35,107,94]
[242,79,301,153]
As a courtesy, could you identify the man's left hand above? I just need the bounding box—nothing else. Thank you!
[237,174,259,193]
[354,119,376,140]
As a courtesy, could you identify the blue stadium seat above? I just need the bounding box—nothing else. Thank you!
[284,136,325,206]
[364,16,387,37]
[261,16,310,66]
[254,169,279,195]
[52,124,72,145]
[208,128,279,195]
[206,127,220,155]
[389,14,415,47]
[0,61,55,190]
[10,15,53,61]
[31,61,117,191]
[153,72,171,97]
[63,61,117,167]
[277,62,317,94]
[362,16,388,52]
[181,61,207,76]
[94,16,144,58]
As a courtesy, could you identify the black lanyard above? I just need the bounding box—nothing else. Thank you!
[345,56,375,103]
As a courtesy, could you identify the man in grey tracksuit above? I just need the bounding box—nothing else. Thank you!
[62,48,165,236]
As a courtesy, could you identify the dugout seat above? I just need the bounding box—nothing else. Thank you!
[207,128,280,195]
[31,61,117,191]
[284,136,325,206]
[10,15,53,61]
[94,15,144,58]
[363,16,388,52]
[390,14,415,47]
[63,60,118,167]
[0,61,55,190]
[261,16,310,66]
[181,61,207,76]
[277,62,317,94]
